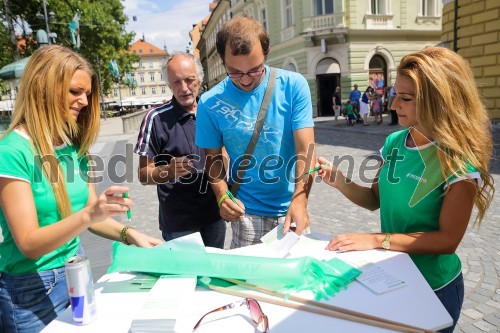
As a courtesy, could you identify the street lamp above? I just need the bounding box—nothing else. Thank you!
[35,0,56,45]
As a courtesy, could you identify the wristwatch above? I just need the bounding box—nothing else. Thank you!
[381,233,391,250]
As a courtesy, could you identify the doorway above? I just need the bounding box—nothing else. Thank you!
[317,74,340,117]
[315,57,341,117]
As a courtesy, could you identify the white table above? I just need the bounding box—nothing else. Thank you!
[43,239,453,332]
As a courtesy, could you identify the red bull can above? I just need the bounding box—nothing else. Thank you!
[64,256,97,325]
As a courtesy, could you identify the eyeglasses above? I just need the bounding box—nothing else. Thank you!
[226,66,265,79]
[192,298,269,332]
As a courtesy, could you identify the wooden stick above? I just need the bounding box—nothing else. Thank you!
[218,278,437,333]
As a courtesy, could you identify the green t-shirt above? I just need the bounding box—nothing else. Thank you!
[346,104,354,115]
[379,129,478,290]
[0,131,89,274]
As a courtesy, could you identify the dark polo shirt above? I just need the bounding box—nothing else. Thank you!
[134,98,220,232]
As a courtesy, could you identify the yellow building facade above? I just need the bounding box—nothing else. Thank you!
[442,0,500,119]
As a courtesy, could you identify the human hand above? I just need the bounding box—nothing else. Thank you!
[283,197,310,235]
[88,186,132,224]
[219,196,245,222]
[167,156,194,179]
[126,228,164,247]
[317,156,344,188]
[326,233,378,251]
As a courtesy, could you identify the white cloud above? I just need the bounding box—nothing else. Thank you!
[123,0,210,53]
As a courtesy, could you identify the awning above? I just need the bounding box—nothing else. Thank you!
[0,56,31,80]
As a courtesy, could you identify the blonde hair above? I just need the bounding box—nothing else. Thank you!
[5,45,100,218]
[397,46,494,225]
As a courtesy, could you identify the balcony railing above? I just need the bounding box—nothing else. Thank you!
[302,13,345,32]
[280,26,294,42]
[365,14,394,29]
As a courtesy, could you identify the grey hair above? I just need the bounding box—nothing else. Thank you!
[161,51,204,84]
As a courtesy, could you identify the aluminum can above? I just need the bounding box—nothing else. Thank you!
[64,255,97,325]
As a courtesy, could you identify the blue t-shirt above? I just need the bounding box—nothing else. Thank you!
[196,66,314,216]
[349,89,361,104]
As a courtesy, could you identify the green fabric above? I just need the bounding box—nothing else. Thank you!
[346,104,354,115]
[0,131,89,273]
[108,242,361,300]
[378,129,477,290]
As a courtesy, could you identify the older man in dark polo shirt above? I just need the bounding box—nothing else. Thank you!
[134,51,225,248]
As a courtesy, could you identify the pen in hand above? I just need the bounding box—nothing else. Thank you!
[122,192,132,222]
[304,163,330,175]
[225,189,241,208]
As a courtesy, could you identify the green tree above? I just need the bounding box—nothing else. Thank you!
[0,0,139,93]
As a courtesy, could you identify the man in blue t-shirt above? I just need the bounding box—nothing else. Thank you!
[349,84,361,118]
[196,16,315,248]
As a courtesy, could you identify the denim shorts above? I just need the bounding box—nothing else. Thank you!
[0,247,83,332]
[0,267,69,333]
[435,272,464,333]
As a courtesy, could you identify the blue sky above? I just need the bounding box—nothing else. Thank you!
[123,0,211,53]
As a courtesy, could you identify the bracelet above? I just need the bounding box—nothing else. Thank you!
[217,193,229,207]
[120,226,133,245]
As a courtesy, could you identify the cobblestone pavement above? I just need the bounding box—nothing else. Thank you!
[83,115,500,332]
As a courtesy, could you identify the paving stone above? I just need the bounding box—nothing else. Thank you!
[463,308,486,320]
[475,303,497,315]
[473,320,497,331]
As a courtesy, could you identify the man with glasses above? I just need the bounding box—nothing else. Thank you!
[134,51,225,248]
[196,16,315,248]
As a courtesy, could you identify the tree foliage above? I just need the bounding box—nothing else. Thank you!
[0,0,139,93]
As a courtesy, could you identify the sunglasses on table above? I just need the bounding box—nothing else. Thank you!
[192,298,269,332]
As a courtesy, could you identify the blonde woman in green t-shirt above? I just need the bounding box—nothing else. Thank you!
[317,47,494,333]
[0,45,162,333]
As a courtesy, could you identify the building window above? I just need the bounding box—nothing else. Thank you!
[139,74,145,83]
[141,87,146,95]
[370,0,387,15]
[260,8,267,31]
[160,73,164,81]
[131,88,136,96]
[113,88,118,97]
[161,86,166,94]
[151,87,156,95]
[284,0,293,28]
[150,73,155,82]
[421,0,437,16]
[139,60,143,68]
[314,0,334,15]
[149,61,153,68]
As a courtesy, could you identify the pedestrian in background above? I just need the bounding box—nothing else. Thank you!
[317,46,494,333]
[0,45,162,333]
[332,86,341,126]
[345,100,355,126]
[349,84,361,121]
[359,86,373,126]
[196,16,315,248]
[388,85,398,125]
[135,52,225,248]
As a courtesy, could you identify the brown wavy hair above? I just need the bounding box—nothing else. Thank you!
[5,45,100,218]
[397,46,494,225]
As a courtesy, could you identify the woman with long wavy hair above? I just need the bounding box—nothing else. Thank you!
[318,46,494,332]
[0,45,162,332]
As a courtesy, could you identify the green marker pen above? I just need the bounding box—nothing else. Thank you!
[225,189,241,208]
[123,192,132,222]
[304,163,330,175]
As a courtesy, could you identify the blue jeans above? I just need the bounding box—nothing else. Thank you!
[435,272,464,333]
[161,219,226,249]
[0,267,69,333]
